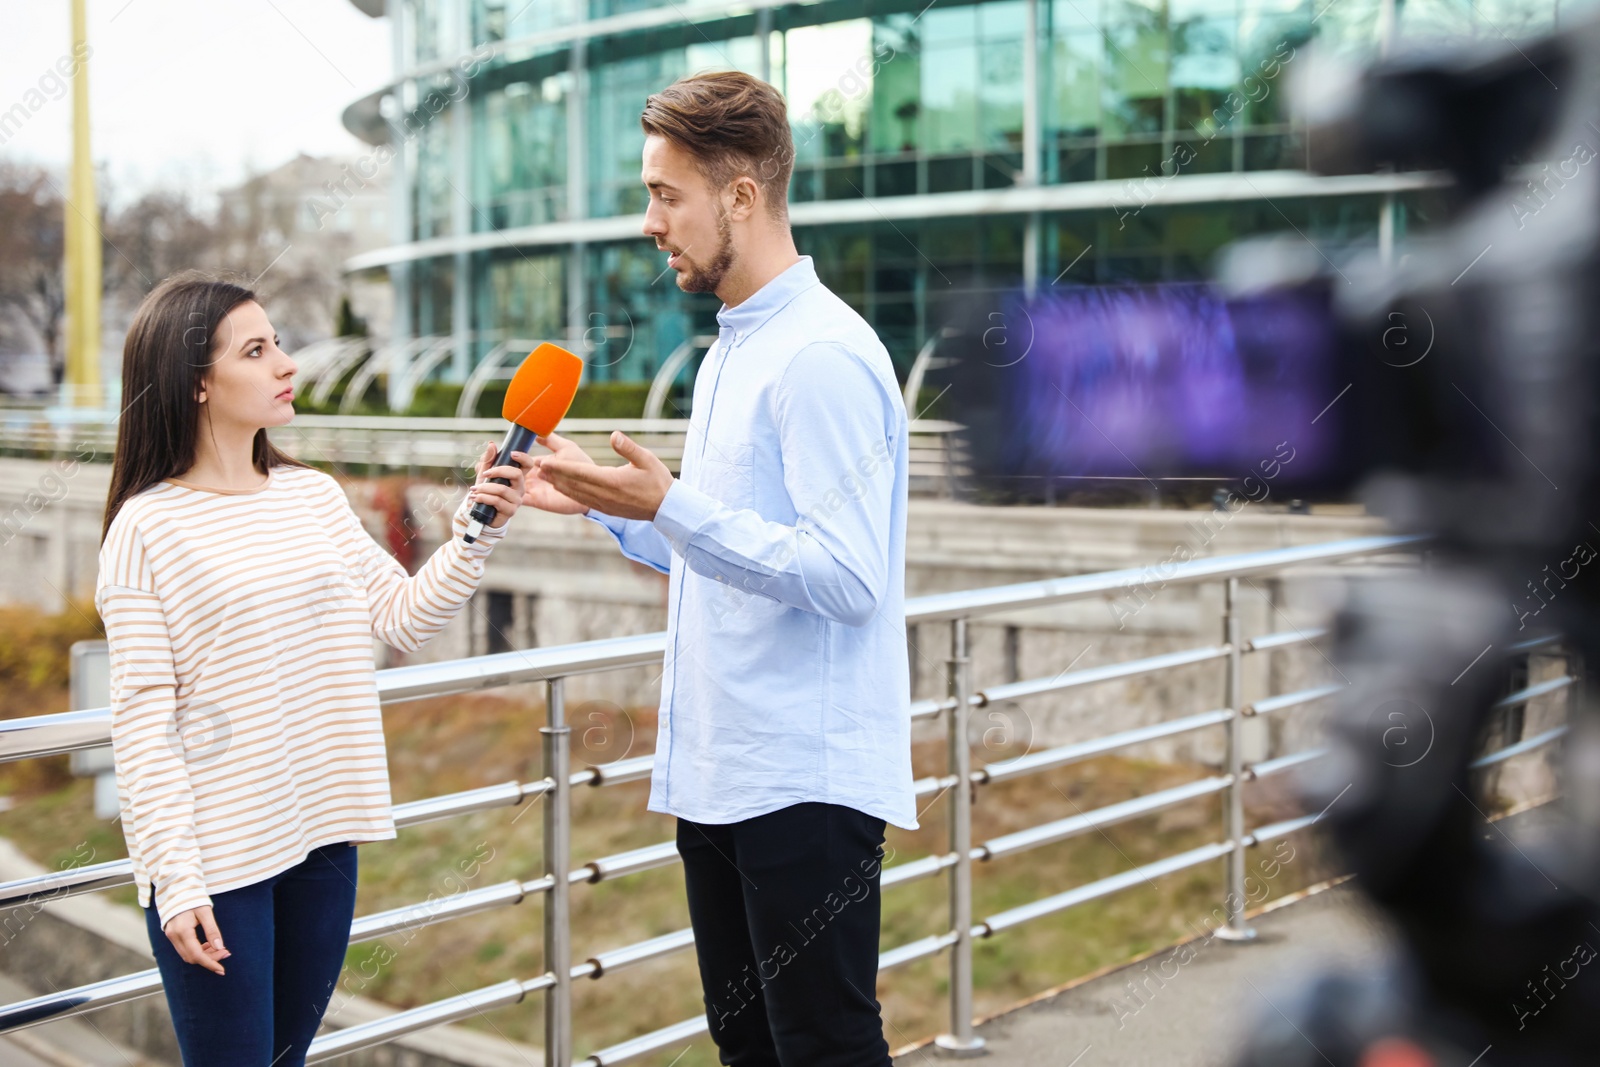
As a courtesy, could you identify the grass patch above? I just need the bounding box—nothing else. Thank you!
[1,610,1342,1064]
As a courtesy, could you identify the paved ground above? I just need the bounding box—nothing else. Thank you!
[895,881,1392,1067]
[894,805,1558,1067]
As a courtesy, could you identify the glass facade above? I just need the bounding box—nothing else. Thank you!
[587,39,770,219]
[351,0,1581,398]
[476,73,568,231]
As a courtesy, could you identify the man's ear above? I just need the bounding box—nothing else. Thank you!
[724,175,761,222]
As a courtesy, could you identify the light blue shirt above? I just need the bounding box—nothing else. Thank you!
[586,256,917,830]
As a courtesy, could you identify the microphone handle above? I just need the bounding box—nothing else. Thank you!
[464,424,538,542]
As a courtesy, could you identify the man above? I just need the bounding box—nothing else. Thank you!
[521,71,915,1065]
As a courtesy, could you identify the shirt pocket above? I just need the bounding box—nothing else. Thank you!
[693,440,755,510]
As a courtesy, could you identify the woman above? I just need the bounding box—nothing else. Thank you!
[96,273,529,1066]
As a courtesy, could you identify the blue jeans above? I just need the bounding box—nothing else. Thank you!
[144,842,358,1067]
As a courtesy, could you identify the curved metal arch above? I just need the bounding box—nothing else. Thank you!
[642,335,716,420]
[393,336,471,414]
[340,337,451,415]
[903,327,957,415]
[287,337,357,385]
[457,338,544,419]
[307,338,377,408]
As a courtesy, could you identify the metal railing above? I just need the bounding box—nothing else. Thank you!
[0,534,1573,1064]
[0,411,968,497]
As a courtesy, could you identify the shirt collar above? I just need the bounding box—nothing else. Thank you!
[716,256,819,347]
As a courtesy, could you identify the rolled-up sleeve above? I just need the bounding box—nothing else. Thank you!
[651,342,900,627]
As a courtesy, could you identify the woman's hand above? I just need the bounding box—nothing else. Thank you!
[521,432,594,516]
[164,905,230,974]
[469,442,533,529]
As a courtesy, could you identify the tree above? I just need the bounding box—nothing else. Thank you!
[1,154,370,396]
[0,163,66,383]
[211,160,352,350]
[102,187,218,304]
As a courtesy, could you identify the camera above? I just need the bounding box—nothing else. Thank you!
[940,14,1600,1062]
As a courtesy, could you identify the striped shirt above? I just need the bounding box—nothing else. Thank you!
[95,463,505,927]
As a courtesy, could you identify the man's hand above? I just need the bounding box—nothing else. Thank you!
[164,905,230,975]
[523,432,595,515]
[536,430,674,522]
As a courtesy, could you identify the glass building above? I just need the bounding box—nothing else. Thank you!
[338,0,1571,400]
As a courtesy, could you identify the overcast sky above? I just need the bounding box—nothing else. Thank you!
[2,0,392,205]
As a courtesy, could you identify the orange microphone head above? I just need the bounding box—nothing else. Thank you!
[503,342,583,436]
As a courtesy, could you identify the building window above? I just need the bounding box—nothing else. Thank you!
[485,590,515,655]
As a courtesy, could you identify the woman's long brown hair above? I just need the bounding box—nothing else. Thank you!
[100,273,310,543]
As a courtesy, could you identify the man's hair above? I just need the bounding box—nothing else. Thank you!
[640,71,793,219]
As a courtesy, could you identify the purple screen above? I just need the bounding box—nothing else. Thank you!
[987,283,1342,484]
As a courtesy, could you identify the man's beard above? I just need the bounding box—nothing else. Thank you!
[679,207,736,295]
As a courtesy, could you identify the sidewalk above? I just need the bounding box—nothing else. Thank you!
[897,804,1557,1066]
[915,881,1392,1067]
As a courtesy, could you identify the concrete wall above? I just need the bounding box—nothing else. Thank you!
[0,454,1394,769]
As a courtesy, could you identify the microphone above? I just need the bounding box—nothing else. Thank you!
[463,342,583,543]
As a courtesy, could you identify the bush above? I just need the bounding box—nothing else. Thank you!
[406,381,472,419]
[297,374,663,420]
[399,380,655,420]
[0,599,103,697]
[567,380,654,419]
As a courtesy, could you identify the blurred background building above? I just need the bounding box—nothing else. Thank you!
[337,0,1569,398]
[215,153,395,347]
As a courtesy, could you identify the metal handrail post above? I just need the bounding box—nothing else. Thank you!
[946,434,958,499]
[1216,578,1257,942]
[935,617,986,1054]
[543,677,573,1064]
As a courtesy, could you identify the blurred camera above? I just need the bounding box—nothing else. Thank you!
[940,13,1600,1063]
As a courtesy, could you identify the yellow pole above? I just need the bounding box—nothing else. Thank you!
[65,0,102,408]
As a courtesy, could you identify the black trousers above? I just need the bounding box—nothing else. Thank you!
[677,802,894,1067]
